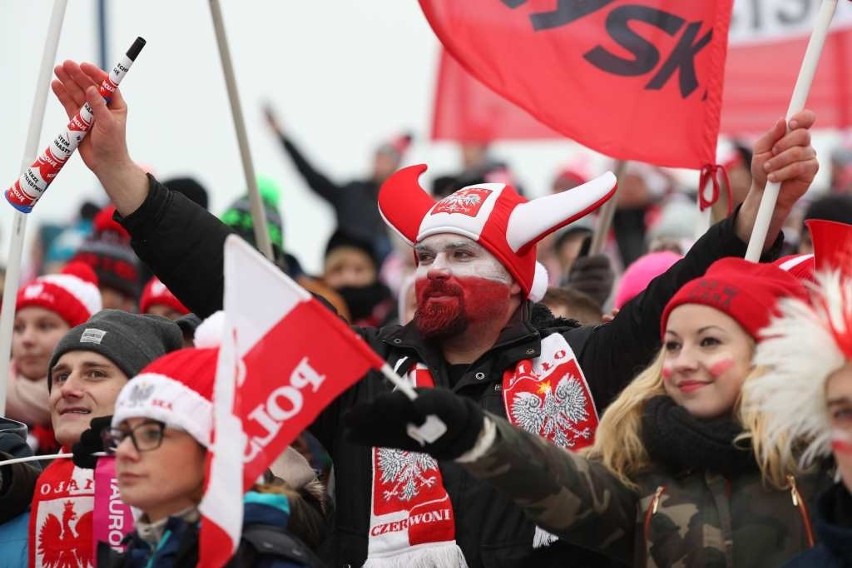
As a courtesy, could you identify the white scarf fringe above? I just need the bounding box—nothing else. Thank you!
[533,526,559,548]
[363,542,469,568]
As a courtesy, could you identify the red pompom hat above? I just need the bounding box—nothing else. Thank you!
[661,257,809,340]
[378,164,617,301]
[16,262,102,327]
[139,277,190,316]
[111,314,222,447]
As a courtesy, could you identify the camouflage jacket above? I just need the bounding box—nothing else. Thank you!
[464,415,822,568]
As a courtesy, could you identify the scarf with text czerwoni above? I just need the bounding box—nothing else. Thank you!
[366,333,599,567]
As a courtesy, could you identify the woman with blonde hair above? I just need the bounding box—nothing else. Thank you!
[346,257,823,567]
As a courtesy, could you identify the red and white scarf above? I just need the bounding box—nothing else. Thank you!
[29,458,95,568]
[366,333,599,567]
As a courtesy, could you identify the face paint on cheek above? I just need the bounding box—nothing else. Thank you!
[661,365,674,381]
[468,255,513,284]
[832,430,852,456]
[709,359,734,378]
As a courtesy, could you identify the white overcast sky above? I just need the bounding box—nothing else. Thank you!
[0,1,845,273]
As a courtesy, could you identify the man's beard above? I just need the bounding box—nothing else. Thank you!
[414,276,511,340]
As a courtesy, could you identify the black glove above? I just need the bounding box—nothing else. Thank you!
[72,415,113,469]
[344,388,485,460]
[563,254,614,307]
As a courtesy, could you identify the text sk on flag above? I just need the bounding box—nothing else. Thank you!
[422,0,735,169]
[429,0,851,145]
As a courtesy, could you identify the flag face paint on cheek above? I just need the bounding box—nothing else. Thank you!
[708,359,734,378]
[832,430,852,455]
[414,237,513,285]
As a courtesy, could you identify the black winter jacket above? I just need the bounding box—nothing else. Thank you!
[117,175,781,568]
[276,135,390,261]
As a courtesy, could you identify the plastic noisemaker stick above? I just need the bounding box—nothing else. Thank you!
[4,36,146,213]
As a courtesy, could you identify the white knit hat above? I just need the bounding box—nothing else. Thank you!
[111,314,222,446]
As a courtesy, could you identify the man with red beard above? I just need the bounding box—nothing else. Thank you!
[49,60,819,568]
[413,236,516,344]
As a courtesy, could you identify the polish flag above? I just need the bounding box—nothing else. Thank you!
[197,235,387,566]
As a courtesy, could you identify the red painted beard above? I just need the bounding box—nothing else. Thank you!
[414,275,512,340]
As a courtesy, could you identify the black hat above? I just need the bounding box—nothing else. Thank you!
[324,230,376,266]
[803,194,852,226]
[163,177,210,210]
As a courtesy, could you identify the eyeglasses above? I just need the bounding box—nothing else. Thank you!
[103,421,167,453]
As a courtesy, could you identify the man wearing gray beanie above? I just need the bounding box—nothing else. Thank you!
[17,310,183,567]
[48,309,183,392]
[46,309,184,452]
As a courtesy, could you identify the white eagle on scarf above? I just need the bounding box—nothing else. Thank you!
[378,448,439,502]
[511,375,592,448]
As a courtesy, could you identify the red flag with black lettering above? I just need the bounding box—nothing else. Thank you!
[422,0,734,169]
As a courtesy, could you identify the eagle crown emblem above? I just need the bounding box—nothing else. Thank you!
[377,448,439,502]
[431,187,492,217]
[127,382,155,406]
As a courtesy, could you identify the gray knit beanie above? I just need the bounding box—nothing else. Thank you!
[47,309,184,390]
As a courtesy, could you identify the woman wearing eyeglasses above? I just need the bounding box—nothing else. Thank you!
[104,340,326,567]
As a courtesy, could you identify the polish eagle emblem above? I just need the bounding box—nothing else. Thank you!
[510,375,592,449]
[377,448,439,502]
[37,500,93,568]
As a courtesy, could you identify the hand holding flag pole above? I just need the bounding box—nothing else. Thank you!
[744,0,839,261]
[198,236,446,566]
[0,35,145,417]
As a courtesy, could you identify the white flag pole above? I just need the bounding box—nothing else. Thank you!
[0,453,73,466]
[744,0,839,262]
[0,0,68,415]
[208,0,274,262]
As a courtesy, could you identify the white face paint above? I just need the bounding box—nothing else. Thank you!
[413,234,513,284]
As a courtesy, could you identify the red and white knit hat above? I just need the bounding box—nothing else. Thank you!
[139,276,190,316]
[773,219,852,284]
[379,164,617,302]
[16,262,102,327]
[111,314,220,446]
[661,257,809,341]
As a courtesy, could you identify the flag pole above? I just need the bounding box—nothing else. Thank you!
[208,0,274,262]
[0,453,73,466]
[0,0,68,415]
[744,0,839,261]
[589,159,627,255]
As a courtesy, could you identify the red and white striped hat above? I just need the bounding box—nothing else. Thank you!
[16,262,102,327]
[379,164,616,302]
[111,313,222,446]
[139,276,190,316]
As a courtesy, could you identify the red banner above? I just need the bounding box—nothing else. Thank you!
[430,1,852,146]
[422,0,734,169]
[722,40,851,135]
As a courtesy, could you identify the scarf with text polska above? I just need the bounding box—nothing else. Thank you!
[29,458,95,568]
